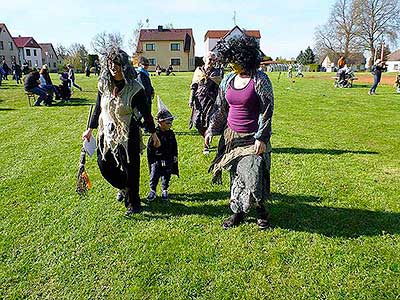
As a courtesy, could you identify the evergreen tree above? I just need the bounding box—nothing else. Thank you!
[296,50,304,64]
[302,47,316,64]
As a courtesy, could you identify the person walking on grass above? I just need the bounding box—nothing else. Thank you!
[82,47,160,216]
[67,64,83,92]
[205,36,274,230]
[146,98,179,202]
[369,59,387,95]
[189,51,222,154]
[137,56,154,111]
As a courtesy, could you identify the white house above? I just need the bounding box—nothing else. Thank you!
[387,49,400,72]
[13,36,43,68]
[204,26,261,54]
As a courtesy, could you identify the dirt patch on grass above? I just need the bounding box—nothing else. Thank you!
[304,73,397,85]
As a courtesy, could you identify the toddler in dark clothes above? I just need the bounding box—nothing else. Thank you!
[147,98,179,201]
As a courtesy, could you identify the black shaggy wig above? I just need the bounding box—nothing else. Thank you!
[215,35,262,75]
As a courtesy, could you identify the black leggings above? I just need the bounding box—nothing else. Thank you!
[97,127,141,209]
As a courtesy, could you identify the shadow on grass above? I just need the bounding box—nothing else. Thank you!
[55,98,92,106]
[274,147,378,155]
[351,84,370,88]
[270,202,400,238]
[135,191,399,237]
[0,108,15,111]
[174,131,202,136]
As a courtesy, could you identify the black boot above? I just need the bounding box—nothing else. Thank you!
[222,212,245,229]
[256,205,271,230]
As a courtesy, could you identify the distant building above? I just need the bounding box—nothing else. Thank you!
[0,23,19,64]
[204,26,261,54]
[387,49,400,72]
[13,36,43,68]
[40,43,59,72]
[135,26,195,72]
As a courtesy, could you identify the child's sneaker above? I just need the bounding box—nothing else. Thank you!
[161,190,168,201]
[147,190,156,202]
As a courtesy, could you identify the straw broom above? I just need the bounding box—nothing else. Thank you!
[76,104,94,195]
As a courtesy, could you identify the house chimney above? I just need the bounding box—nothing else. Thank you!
[158,25,163,32]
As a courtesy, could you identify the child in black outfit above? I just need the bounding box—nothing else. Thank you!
[147,98,178,201]
[395,74,400,93]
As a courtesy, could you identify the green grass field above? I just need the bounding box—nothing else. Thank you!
[1,72,399,299]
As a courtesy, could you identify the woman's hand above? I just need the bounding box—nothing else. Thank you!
[254,140,266,155]
[82,128,93,141]
[152,133,161,148]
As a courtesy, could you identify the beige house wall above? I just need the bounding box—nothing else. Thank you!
[140,40,195,72]
[0,28,19,63]
[42,48,59,72]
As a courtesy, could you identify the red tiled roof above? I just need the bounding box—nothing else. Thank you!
[12,36,41,48]
[204,28,261,41]
[137,28,194,53]
[388,49,400,61]
[139,28,193,41]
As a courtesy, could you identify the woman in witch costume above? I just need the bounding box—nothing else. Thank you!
[205,36,274,229]
[189,51,222,154]
[82,47,160,216]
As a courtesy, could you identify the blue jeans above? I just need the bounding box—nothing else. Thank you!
[30,87,49,105]
[370,74,381,93]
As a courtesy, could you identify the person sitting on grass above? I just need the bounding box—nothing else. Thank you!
[146,98,179,202]
[24,70,51,106]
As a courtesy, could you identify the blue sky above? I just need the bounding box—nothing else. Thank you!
[3,0,337,58]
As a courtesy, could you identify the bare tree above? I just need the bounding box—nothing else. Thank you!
[314,0,362,59]
[353,0,400,66]
[129,20,144,55]
[55,44,68,59]
[91,32,124,55]
[64,43,88,71]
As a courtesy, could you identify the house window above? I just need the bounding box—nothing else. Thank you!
[11,56,16,62]
[33,49,37,56]
[148,58,156,66]
[8,42,13,50]
[170,43,180,51]
[26,49,31,56]
[394,64,399,71]
[171,58,181,66]
[145,43,155,51]
[27,60,32,67]
[0,41,3,50]
[53,62,57,68]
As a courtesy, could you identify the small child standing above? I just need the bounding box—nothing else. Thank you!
[395,74,400,93]
[147,98,179,201]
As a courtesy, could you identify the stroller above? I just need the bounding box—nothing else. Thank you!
[56,72,71,100]
[335,68,356,88]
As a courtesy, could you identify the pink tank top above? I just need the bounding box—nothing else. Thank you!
[226,78,259,133]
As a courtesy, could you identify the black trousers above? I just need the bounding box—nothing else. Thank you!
[97,126,141,209]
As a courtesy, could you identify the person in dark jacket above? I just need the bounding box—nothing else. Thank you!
[369,59,387,95]
[146,98,178,201]
[137,57,154,109]
[82,47,160,216]
[24,70,51,106]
